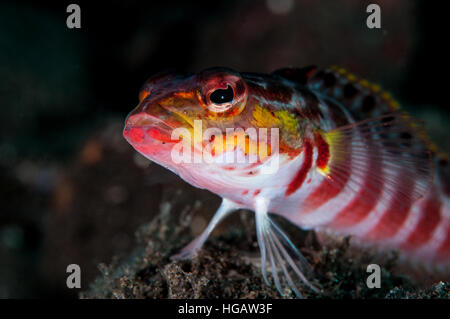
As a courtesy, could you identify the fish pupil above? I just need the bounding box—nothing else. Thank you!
[210,85,234,104]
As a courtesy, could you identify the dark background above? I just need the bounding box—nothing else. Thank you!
[0,0,448,298]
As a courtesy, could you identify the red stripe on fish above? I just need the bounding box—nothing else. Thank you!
[302,167,351,214]
[285,141,313,197]
[314,133,330,170]
[301,135,349,214]
[365,179,415,240]
[401,196,441,250]
[329,146,383,227]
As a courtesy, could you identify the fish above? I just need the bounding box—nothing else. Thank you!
[123,66,450,297]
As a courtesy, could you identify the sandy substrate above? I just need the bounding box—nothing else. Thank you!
[80,198,450,299]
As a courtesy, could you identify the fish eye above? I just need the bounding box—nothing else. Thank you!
[198,69,248,115]
[209,85,234,105]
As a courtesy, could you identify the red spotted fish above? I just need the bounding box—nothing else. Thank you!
[123,66,450,297]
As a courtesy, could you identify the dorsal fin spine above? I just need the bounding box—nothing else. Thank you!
[329,65,400,111]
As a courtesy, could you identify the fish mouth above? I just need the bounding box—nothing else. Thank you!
[123,104,192,145]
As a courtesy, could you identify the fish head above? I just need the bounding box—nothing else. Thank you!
[123,68,305,182]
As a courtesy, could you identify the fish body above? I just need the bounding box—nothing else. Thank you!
[123,66,450,296]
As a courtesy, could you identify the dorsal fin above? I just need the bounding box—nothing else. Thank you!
[273,65,438,201]
[308,65,400,120]
[272,65,400,121]
[274,65,434,152]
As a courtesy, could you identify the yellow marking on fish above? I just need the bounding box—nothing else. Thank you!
[429,143,439,154]
[389,100,400,110]
[381,92,392,100]
[323,130,344,168]
[370,84,381,93]
[252,105,299,135]
[252,104,280,127]
[209,131,271,160]
[275,110,299,135]
[330,65,346,75]
[346,74,356,82]
[359,79,370,88]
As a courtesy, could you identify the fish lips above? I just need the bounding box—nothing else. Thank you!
[124,114,177,144]
[123,100,194,149]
